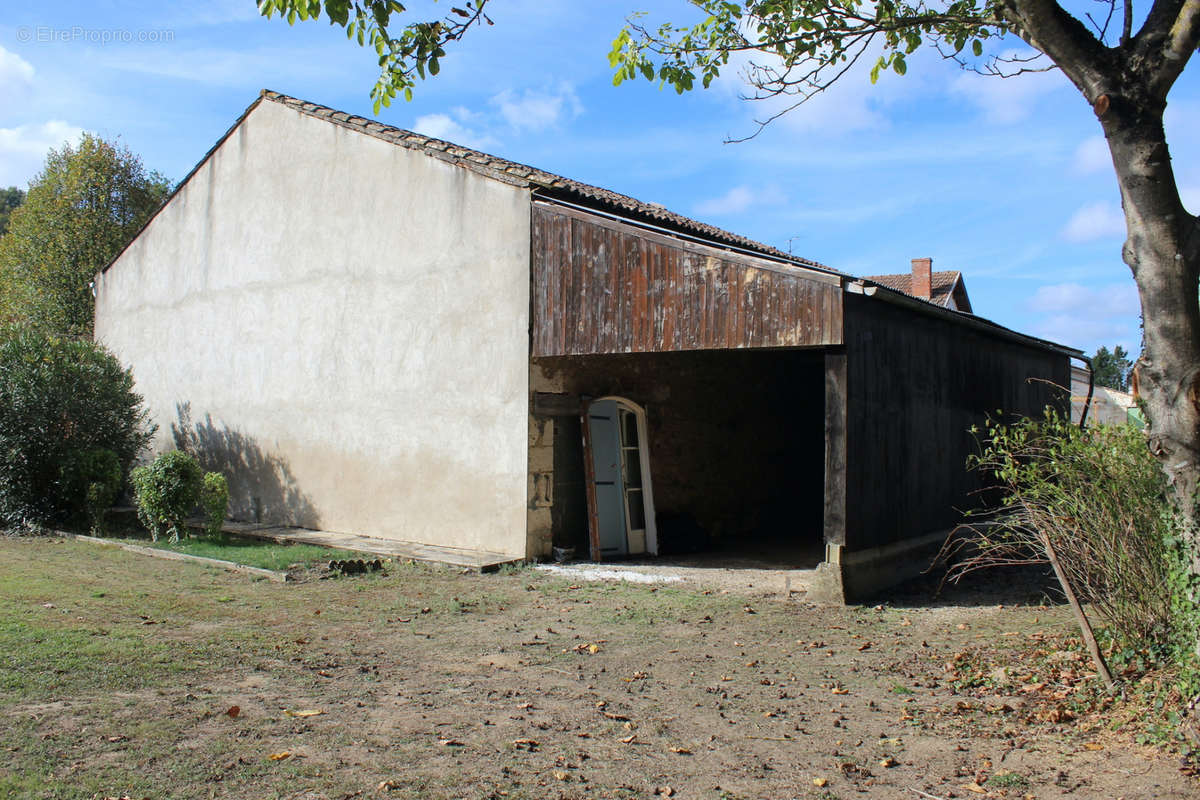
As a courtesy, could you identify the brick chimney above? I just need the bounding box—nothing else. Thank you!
[911,257,932,300]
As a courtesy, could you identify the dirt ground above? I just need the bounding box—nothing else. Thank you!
[0,537,1194,800]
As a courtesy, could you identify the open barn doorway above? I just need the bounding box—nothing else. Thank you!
[531,348,828,570]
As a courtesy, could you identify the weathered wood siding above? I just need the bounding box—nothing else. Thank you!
[531,202,843,356]
[841,295,1070,551]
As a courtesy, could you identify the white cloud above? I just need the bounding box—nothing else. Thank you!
[0,45,35,108]
[1028,282,1141,352]
[1032,314,1140,353]
[490,83,582,133]
[1072,135,1110,174]
[0,121,85,186]
[694,183,786,216]
[1061,202,1126,242]
[1028,282,1138,316]
[0,45,34,85]
[411,110,497,150]
[950,58,1068,124]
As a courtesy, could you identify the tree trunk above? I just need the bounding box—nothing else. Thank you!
[1100,99,1200,579]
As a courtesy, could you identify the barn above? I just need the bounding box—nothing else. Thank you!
[94,90,1078,601]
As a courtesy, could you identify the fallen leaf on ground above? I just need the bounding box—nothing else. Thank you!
[438,739,464,747]
[813,777,828,787]
[225,706,240,718]
[961,783,988,794]
[621,734,637,744]
[879,756,898,768]
[1083,742,1104,751]
[831,687,850,695]
[267,751,292,761]
[284,709,323,718]
[668,746,692,754]
[602,711,630,721]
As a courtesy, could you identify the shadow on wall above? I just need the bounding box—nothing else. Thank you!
[171,402,319,528]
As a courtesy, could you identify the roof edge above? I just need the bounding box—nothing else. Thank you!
[259,89,835,273]
[98,93,269,278]
[848,279,1081,357]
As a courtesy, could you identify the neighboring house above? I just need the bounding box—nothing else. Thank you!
[94,91,1079,602]
[866,260,974,313]
[1070,365,1141,426]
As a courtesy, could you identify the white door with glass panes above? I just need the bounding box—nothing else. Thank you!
[585,397,658,557]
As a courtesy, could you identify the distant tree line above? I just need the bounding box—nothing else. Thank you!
[0,134,170,336]
[1091,345,1134,393]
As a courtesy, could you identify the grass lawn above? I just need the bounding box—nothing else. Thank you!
[83,515,378,571]
[109,529,376,571]
[0,536,1193,800]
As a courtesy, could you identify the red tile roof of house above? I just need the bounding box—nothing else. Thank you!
[865,270,972,312]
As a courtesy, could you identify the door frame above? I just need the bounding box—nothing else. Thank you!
[582,395,658,560]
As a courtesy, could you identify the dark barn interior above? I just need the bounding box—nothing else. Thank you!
[534,348,826,567]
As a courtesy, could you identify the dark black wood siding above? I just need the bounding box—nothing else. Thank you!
[841,295,1070,551]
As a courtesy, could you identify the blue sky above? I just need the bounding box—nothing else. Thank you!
[3,1,1198,356]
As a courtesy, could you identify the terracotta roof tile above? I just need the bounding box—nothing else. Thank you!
[866,270,963,307]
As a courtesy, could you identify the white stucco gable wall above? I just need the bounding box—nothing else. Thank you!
[95,98,531,558]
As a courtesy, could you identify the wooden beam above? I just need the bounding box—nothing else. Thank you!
[823,351,848,548]
[533,392,581,417]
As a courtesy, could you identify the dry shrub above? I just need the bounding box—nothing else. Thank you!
[941,409,1174,648]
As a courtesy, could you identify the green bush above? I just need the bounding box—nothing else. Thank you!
[200,471,229,538]
[131,451,229,543]
[0,327,154,528]
[65,448,122,534]
[131,451,204,543]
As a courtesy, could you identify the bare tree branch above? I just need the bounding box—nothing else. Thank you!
[999,0,1114,98]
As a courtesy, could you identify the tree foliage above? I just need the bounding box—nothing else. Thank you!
[0,134,170,336]
[0,186,24,236]
[1092,344,1133,392]
[256,0,494,112]
[0,327,155,528]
